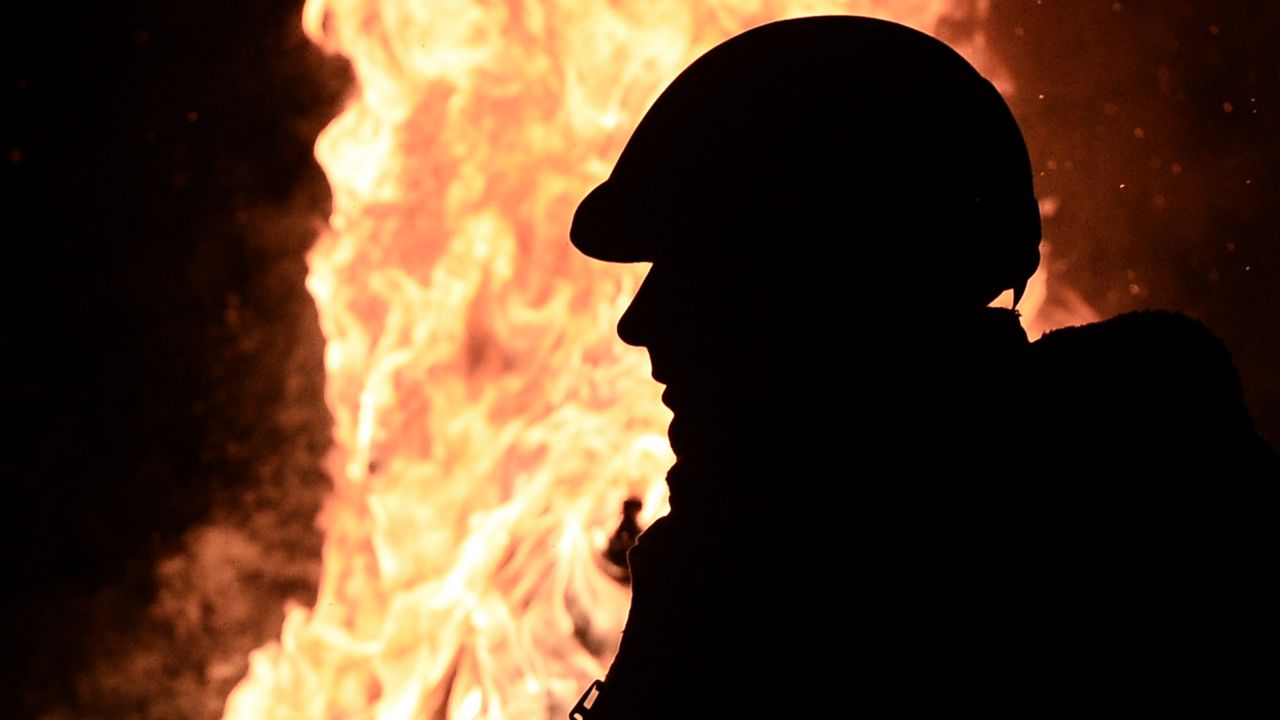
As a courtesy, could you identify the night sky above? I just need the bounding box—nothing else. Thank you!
[4,1,1277,717]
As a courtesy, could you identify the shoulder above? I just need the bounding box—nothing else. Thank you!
[1031,310,1237,386]
[1020,310,1280,490]
[1028,310,1253,436]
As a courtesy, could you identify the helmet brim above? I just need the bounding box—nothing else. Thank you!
[569,179,654,264]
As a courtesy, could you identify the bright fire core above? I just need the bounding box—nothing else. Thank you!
[222,2,1092,718]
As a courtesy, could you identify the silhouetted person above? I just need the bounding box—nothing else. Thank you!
[568,16,1278,716]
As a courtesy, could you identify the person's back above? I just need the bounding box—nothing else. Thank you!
[568,16,1279,716]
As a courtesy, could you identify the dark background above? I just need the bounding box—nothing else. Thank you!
[985,0,1280,441]
[4,1,344,717]
[3,1,1276,718]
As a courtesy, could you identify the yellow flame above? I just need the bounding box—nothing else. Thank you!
[222,2,1092,718]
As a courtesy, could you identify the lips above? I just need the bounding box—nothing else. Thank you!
[667,412,691,457]
[658,386,690,455]
[661,384,694,414]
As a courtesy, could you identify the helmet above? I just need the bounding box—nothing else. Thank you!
[571,15,1041,307]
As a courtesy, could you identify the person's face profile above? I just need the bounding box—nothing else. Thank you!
[616,244,779,455]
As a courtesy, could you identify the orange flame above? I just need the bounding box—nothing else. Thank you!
[223,2,1092,718]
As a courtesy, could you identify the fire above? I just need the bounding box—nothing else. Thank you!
[222,2,1092,719]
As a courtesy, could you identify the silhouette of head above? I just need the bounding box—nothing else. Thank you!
[571,16,1040,470]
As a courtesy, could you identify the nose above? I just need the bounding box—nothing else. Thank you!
[617,267,658,348]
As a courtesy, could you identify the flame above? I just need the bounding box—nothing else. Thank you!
[223,2,1092,719]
